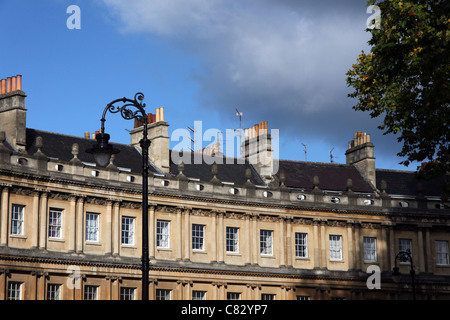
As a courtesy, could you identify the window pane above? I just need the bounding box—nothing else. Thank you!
[48,210,62,238]
[364,237,377,262]
[260,230,273,255]
[329,235,342,260]
[120,287,135,300]
[436,241,449,266]
[398,238,412,264]
[156,289,171,300]
[227,292,241,300]
[399,238,412,253]
[192,291,206,300]
[295,233,308,258]
[192,224,205,250]
[86,213,99,242]
[226,227,239,253]
[47,284,61,300]
[157,220,170,248]
[122,217,135,245]
[11,205,24,235]
[84,286,98,300]
[8,282,22,300]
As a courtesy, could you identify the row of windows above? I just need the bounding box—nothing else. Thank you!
[8,205,450,265]
[7,282,307,300]
[7,282,136,300]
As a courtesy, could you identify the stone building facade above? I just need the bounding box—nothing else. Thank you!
[0,75,449,300]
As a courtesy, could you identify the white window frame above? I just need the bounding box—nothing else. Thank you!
[121,217,135,245]
[227,292,241,300]
[85,212,99,242]
[399,238,412,264]
[192,290,207,300]
[329,235,343,260]
[8,282,22,300]
[10,204,25,235]
[261,293,276,300]
[84,285,98,300]
[226,227,239,253]
[436,240,449,266]
[399,238,412,253]
[260,230,273,256]
[192,224,205,251]
[295,232,308,258]
[156,220,170,248]
[120,287,136,300]
[48,209,63,239]
[363,237,377,262]
[47,284,61,300]
[156,289,171,300]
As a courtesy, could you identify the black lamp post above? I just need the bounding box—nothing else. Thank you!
[86,92,151,300]
[392,249,416,300]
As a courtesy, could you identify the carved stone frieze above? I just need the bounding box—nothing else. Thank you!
[191,208,213,217]
[10,186,35,196]
[326,220,347,228]
[48,192,72,201]
[225,212,247,220]
[292,217,313,225]
[120,201,142,210]
[157,205,177,214]
[360,222,381,229]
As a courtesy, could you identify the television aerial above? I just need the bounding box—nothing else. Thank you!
[301,143,307,161]
[329,147,338,163]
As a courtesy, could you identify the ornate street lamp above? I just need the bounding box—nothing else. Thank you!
[86,92,151,300]
[392,249,416,300]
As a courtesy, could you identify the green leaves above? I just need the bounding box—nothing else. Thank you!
[346,0,449,182]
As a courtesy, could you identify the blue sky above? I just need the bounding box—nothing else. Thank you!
[0,0,418,171]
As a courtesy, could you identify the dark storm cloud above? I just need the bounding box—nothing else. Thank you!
[100,0,406,165]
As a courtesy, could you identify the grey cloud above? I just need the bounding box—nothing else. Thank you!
[100,0,407,167]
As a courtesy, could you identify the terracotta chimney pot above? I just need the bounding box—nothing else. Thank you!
[16,75,22,91]
[11,76,17,91]
[0,79,5,94]
[6,77,11,93]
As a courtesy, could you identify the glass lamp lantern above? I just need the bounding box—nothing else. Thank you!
[86,132,119,167]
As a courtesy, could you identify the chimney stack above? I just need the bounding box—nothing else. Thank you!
[0,76,23,95]
[0,74,27,151]
[242,121,274,179]
[345,131,376,188]
[130,106,170,173]
[201,142,222,157]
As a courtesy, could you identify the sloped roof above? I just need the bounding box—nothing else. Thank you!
[25,128,147,173]
[376,169,449,197]
[24,129,266,186]
[169,151,265,186]
[276,160,374,193]
[23,128,448,197]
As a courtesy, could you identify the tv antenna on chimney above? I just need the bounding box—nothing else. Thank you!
[301,143,307,161]
[235,108,243,130]
[235,108,243,156]
[187,126,195,152]
[329,147,337,163]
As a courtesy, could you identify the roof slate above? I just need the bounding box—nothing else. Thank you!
[25,128,146,173]
[376,169,449,197]
[168,151,265,186]
[23,128,448,197]
[25,129,265,186]
[276,160,374,193]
